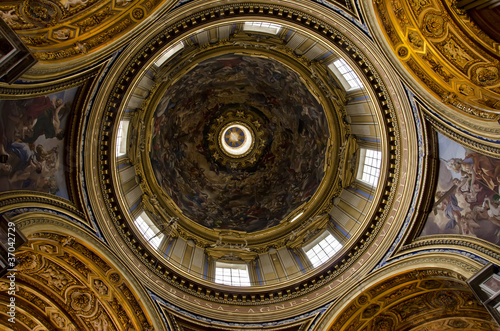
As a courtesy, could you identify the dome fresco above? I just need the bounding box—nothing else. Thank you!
[149,54,329,232]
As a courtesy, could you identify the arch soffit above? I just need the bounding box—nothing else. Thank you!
[363,0,500,142]
[318,253,490,331]
[8,214,165,331]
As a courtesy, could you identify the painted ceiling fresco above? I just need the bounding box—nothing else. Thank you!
[150,54,329,233]
[0,87,78,198]
[421,133,500,245]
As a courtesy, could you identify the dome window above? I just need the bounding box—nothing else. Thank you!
[357,148,382,187]
[303,231,342,268]
[328,58,363,91]
[220,123,254,157]
[154,41,184,67]
[242,22,282,35]
[134,211,164,249]
[116,119,130,157]
[215,261,251,286]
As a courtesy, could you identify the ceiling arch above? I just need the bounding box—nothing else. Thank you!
[369,0,500,141]
[0,0,177,78]
[325,267,498,331]
[0,230,157,330]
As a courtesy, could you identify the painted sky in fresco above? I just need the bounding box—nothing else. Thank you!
[0,87,78,199]
[421,133,500,245]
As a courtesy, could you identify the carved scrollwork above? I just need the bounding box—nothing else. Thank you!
[374,0,500,125]
[8,232,156,330]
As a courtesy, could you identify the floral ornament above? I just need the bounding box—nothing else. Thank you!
[70,290,93,313]
[423,13,445,37]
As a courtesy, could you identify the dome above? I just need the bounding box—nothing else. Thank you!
[149,54,330,233]
[105,8,393,299]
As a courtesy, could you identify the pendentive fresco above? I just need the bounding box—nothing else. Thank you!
[0,87,77,198]
[421,133,500,244]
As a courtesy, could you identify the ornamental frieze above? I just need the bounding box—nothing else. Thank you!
[0,232,156,330]
[0,0,176,64]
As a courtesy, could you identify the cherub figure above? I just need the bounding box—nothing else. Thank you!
[0,9,20,26]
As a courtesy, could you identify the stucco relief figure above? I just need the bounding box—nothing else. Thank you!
[39,265,70,290]
[442,39,472,68]
[0,87,77,197]
[91,314,109,331]
[0,9,20,26]
[53,28,71,40]
[338,134,358,188]
[38,244,55,254]
[116,0,133,6]
[60,0,89,10]
[0,281,9,291]
[93,279,109,296]
[51,313,66,328]
[476,67,499,86]
[421,134,500,244]
[16,252,38,272]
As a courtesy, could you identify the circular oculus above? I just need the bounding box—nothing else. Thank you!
[220,123,253,156]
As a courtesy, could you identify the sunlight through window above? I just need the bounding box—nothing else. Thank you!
[328,58,363,91]
[134,212,164,249]
[357,148,382,187]
[116,120,130,157]
[215,262,251,286]
[242,22,282,35]
[304,232,342,268]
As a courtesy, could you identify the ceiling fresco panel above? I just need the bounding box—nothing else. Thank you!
[420,132,500,245]
[0,87,78,198]
[150,54,329,233]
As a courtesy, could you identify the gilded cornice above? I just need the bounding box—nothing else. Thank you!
[0,63,99,95]
[0,0,177,79]
[424,111,500,155]
[401,235,500,263]
[372,0,500,129]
